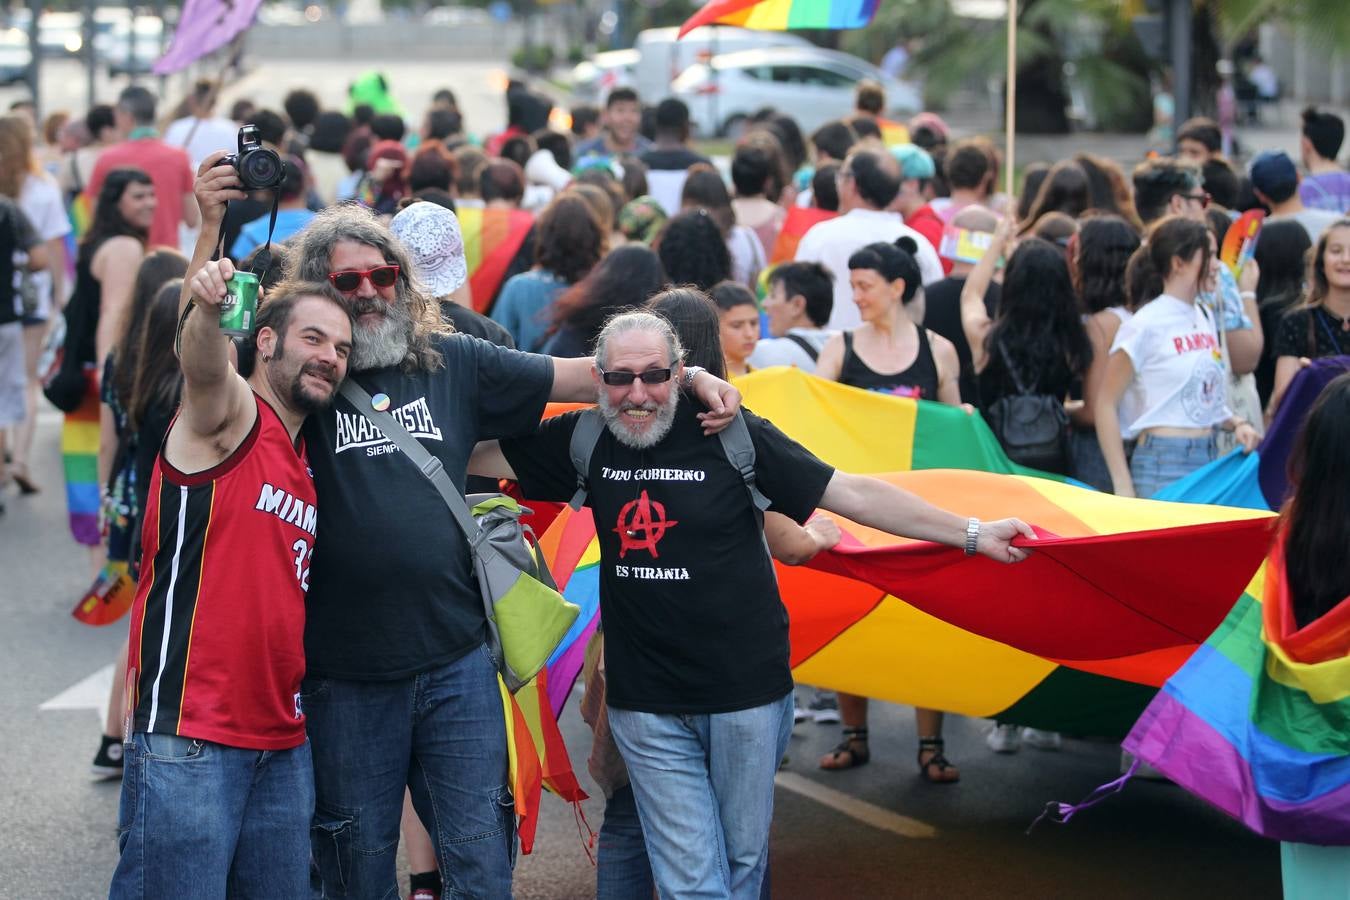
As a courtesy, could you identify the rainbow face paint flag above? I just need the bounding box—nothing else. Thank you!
[457,207,534,314]
[533,368,1274,738]
[1122,538,1350,845]
[770,207,836,264]
[679,0,879,37]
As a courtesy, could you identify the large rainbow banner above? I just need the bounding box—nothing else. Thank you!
[532,368,1276,744]
[458,207,534,315]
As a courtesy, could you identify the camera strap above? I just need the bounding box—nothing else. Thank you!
[212,187,283,279]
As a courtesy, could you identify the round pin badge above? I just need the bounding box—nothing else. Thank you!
[371,392,391,412]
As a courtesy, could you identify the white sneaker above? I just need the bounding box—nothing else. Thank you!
[792,694,810,724]
[986,723,1021,753]
[808,691,841,724]
[1021,728,1062,751]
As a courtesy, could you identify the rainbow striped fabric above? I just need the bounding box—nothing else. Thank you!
[1123,538,1350,844]
[457,207,534,314]
[679,0,879,37]
[62,368,101,546]
[533,368,1274,742]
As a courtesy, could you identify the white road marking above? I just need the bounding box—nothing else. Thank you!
[774,771,938,839]
[39,663,113,724]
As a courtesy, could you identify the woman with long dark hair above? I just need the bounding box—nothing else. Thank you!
[59,167,154,551]
[656,209,731,292]
[961,227,1093,472]
[541,244,664,358]
[1267,219,1350,421]
[1070,215,1142,490]
[1251,220,1312,407]
[680,164,766,289]
[1095,216,1260,498]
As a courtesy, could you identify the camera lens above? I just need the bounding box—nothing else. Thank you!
[241,149,283,189]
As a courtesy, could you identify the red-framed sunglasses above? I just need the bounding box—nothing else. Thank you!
[328,264,400,293]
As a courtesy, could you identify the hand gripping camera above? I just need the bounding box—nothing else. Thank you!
[222,124,286,191]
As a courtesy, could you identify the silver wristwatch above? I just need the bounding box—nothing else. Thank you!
[964,517,980,557]
[681,365,706,390]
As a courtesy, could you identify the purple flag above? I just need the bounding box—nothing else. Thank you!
[153,0,263,75]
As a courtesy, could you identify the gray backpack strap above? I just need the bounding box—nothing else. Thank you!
[338,380,480,544]
[719,413,771,513]
[567,407,605,510]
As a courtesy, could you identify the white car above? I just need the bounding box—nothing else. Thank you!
[98,17,164,77]
[569,49,639,102]
[671,46,923,138]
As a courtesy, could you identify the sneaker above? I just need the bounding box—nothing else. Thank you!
[92,735,124,779]
[985,723,1021,753]
[808,691,841,724]
[793,694,810,724]
[409,891,439,900]
[1021,728,1062,751]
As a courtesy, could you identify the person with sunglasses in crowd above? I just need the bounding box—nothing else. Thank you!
[467,302,1034,900]
[280,202,743,899]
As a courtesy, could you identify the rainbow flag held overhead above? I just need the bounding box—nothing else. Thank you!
[457,207,534,315]
[679,0,879,37]
[62,368,102,547]
[770,207,836,265]
[1120,537,1350,845]
[533,368,1275,739]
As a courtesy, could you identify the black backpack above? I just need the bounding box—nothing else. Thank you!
[984,341,1070,474]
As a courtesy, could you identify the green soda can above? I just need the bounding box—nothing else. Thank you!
[219,271,260,338]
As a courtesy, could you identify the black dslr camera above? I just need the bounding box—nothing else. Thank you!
[223,124,285,191]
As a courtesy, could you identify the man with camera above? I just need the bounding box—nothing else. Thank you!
[284,203,743,897]
[88,85,200,251]
[109,152,354,898]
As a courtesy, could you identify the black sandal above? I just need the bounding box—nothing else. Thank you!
[917,736,960,783]
[820,726,870,770]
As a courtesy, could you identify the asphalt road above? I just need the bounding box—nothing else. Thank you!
[4,405,1282,899]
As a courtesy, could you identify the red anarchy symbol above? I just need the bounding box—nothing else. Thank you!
[614,490,678,558]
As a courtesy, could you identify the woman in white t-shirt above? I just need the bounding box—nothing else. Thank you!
[0,114,70,494]
[1095,216,1259,498]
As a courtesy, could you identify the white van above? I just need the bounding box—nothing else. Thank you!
[633,25,810,103]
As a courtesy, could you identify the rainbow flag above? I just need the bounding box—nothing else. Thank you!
[457,207,534,315]
[533,368,1274,738]
[679,0,879,37]
[1121,538,1350,844]
[878,118,911,147]
[770,207,836,265]
[62,368,101,546]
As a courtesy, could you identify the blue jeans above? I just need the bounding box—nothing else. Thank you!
[608,693,793,900]
[303,644,514,900]
[597,784,655,900]
[1130,432,1217,499]
[110,732,314,899]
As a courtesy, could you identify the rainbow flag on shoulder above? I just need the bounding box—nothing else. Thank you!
[1121,537,1350,844]
[457,207,533,315]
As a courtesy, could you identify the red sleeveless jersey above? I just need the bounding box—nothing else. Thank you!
[127,393,315,750]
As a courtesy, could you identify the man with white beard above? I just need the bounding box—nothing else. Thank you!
[280,204,744,899]
[468,301,1035,900]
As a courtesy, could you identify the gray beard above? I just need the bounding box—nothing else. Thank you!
[349,301,413,371]
[597,387,680,449]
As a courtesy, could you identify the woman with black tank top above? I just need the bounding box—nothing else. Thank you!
[814,238,964,785]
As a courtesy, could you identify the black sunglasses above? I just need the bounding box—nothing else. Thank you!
[597,367,673,387]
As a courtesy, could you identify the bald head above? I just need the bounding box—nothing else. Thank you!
[842,148,901,210]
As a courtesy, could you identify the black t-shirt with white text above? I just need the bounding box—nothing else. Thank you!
[501,402,834,714]
[303,334,553,680]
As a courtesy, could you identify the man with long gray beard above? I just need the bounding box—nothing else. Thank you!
[468,302,1035,900]
[278,204,743,899]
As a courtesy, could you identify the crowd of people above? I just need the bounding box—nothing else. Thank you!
[0,64,1347,899]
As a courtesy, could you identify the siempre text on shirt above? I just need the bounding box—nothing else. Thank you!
[334,396,444,455]
[254,484,318,537]
[1172,332,1219,355]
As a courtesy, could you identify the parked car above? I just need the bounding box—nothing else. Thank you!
[632,25,809,102]
[569,48,638,102]
[0,28,29,85]
[98,17,163,77]
[671,46,923,137]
